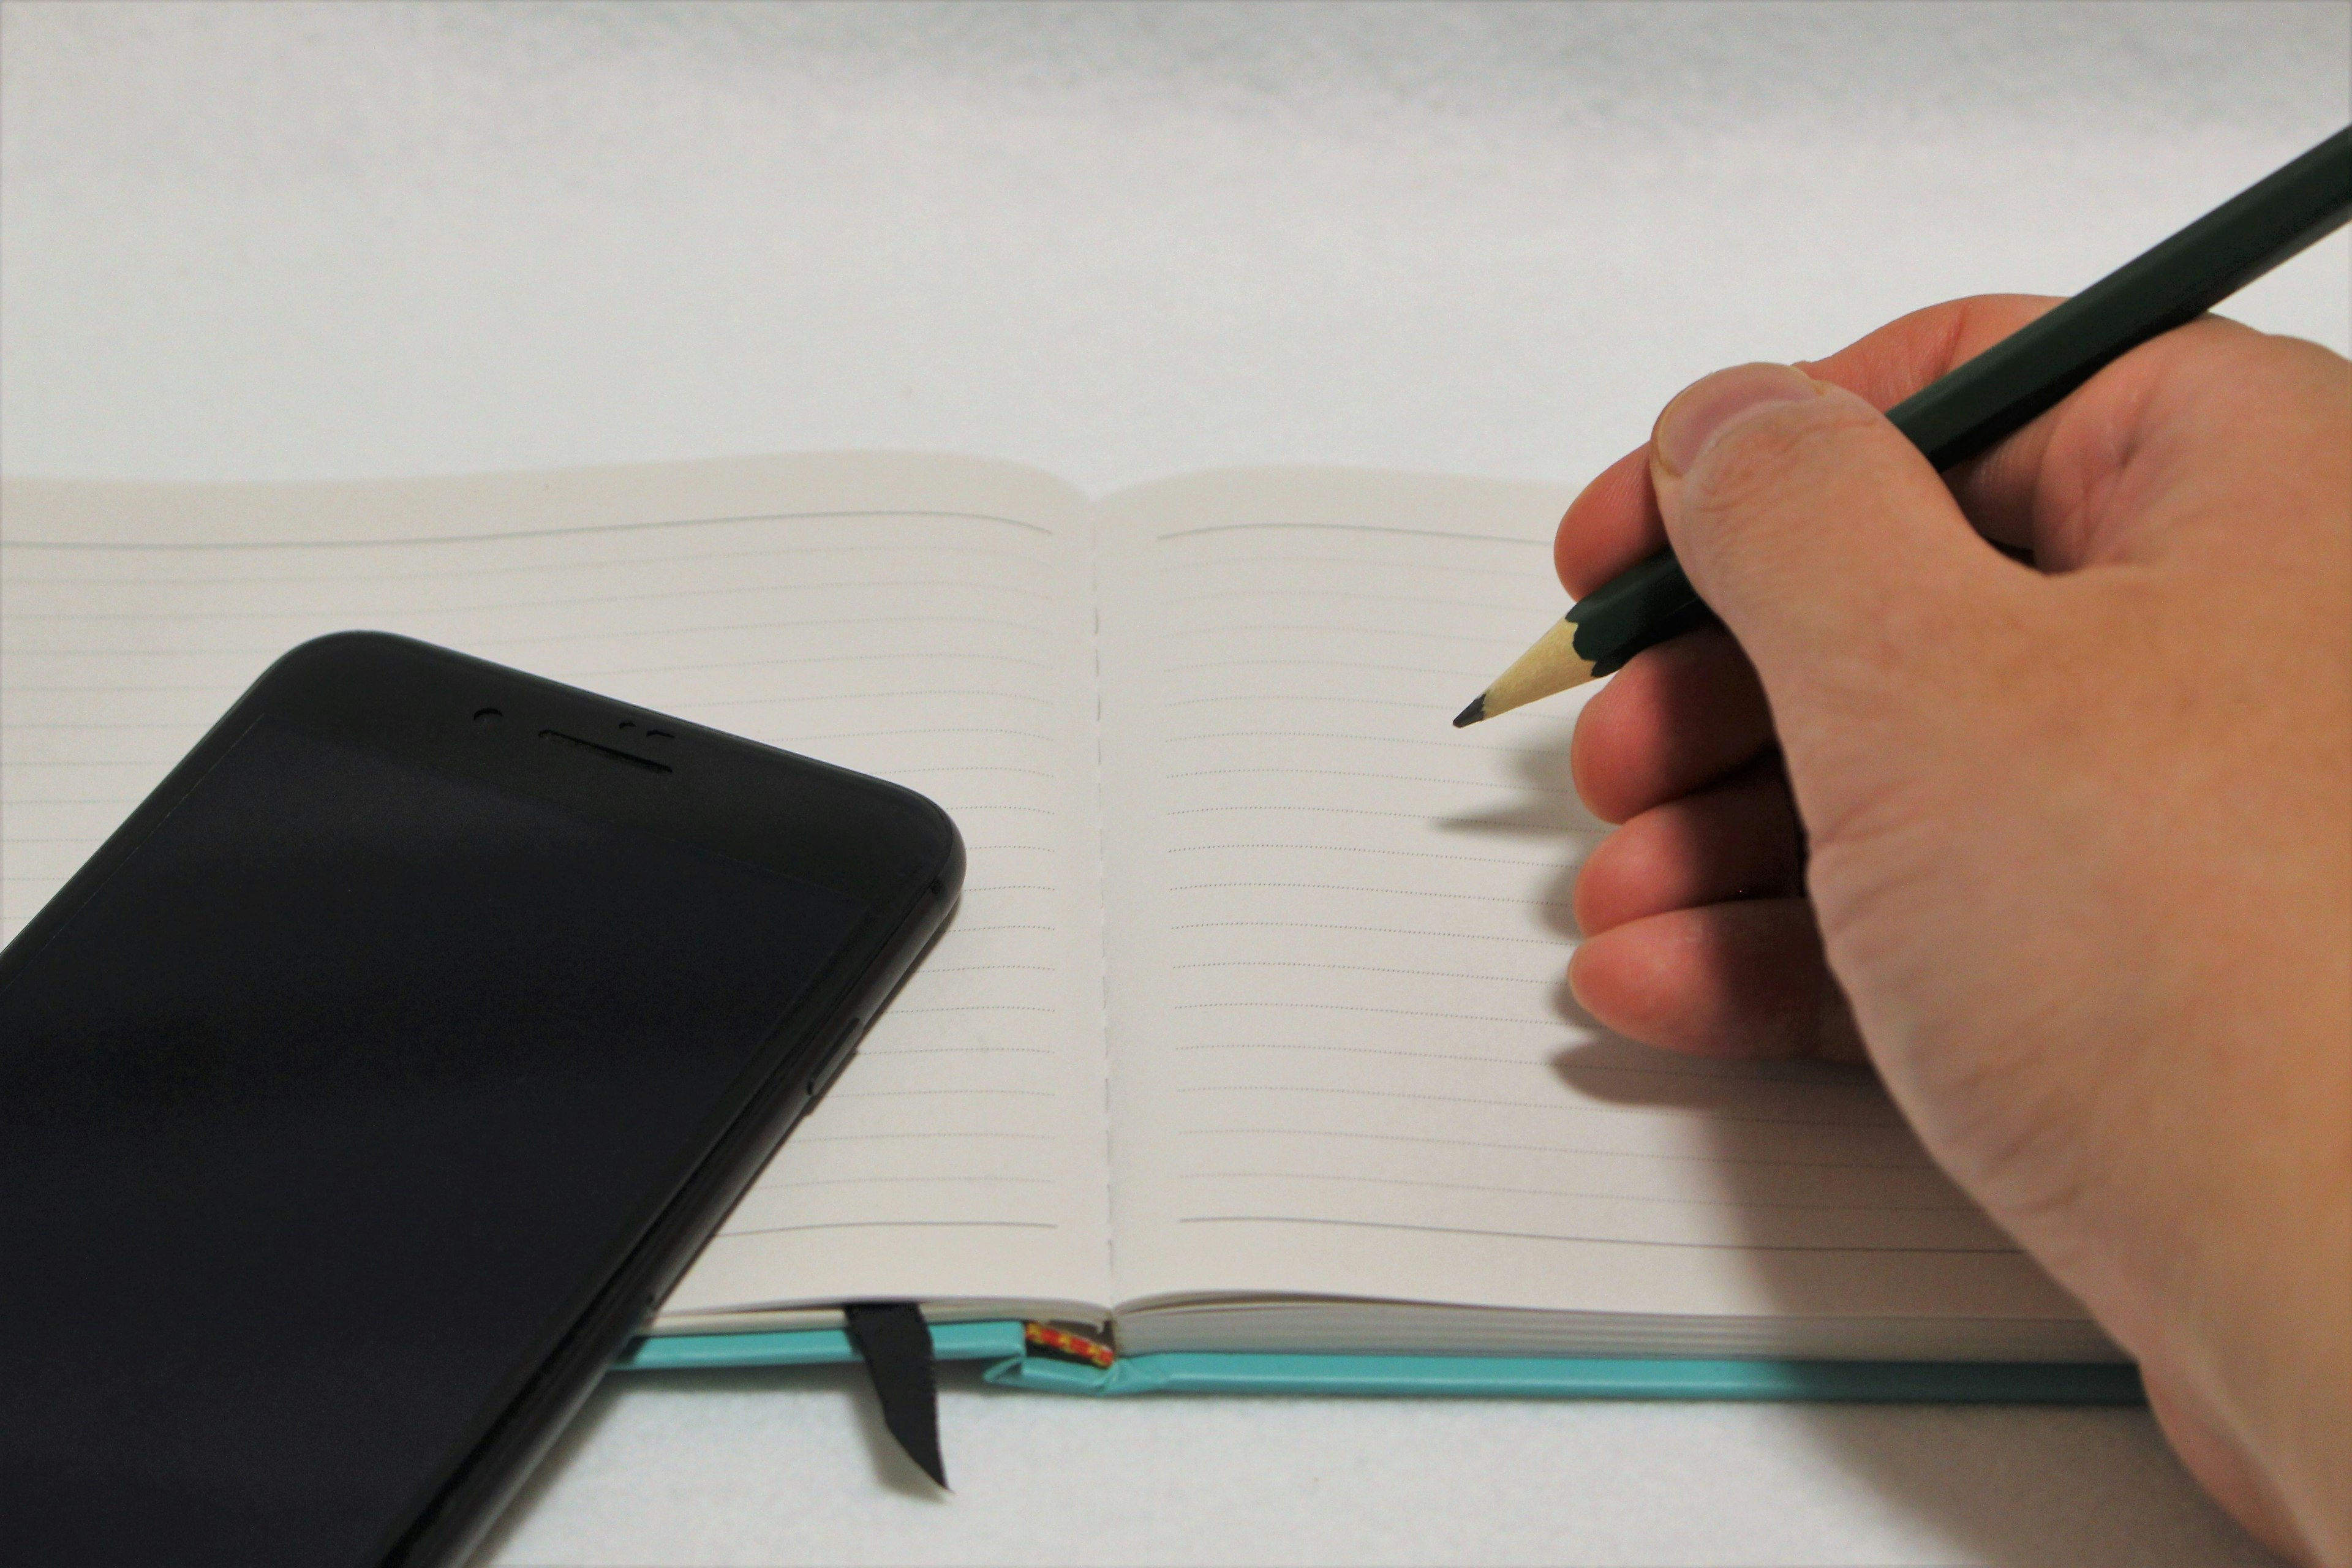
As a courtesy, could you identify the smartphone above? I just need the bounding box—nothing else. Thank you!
[0,632,963,1568]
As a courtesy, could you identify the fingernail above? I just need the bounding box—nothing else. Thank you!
[1653,363,1822,477]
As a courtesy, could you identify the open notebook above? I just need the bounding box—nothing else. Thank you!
[0,454,2125,1396]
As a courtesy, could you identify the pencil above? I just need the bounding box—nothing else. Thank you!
[1455,123,2352,729]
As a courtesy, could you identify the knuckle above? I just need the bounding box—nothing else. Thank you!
[1681,399,1883,527]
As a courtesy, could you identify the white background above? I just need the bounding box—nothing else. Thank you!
[4,4,2346,1564]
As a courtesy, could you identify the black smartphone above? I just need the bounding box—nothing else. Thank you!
[0,632,963,1568]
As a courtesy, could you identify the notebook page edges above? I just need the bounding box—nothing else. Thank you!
[1092,467,2097,1340]
[0,454,1114,1321]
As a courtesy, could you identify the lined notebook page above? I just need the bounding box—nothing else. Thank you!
[1095,469,2090,1333]
[0,456,1113,1322]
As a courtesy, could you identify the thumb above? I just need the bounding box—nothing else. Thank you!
[1648,362,2015,710]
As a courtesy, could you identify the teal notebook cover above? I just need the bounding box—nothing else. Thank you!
[615,1321,2144,1404]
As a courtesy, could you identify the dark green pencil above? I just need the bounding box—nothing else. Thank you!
[1455,123,2352,728]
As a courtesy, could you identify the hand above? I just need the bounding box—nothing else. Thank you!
[1556,298,2350,1565]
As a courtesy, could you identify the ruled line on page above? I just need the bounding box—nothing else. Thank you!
[1154,521,1542,545]
[1166,845,1564,869]
[1158,624,1520,647]
[1172,1041,1574,1066]
[1166,1003,1561,1028]
[1164,692,1453,710]
[429,612,1059,646]
[1174,1215,2017,1254]
[1164,881,1572,907]
[1,505,1053,550]
[1166,729,1542,751]
[863,1046,1058,1057]
[736,726,1059,744]
[4,581,1057,619]
[1161,657,1490,678]
[796,1130,1055,1144]
[2,758,180,768]
[558,656,1059,682]
[710,1219,1061,1240]
[1166,804,1496,823]
[1169,961,1559,985]
[10,609,1065,639]
[6,540,1063,586]
[1170,1084,1899,1131]
[1172,1126,1938,1172]
[1168,919,1566,944]
[1175,1170,1977,1214]
[1156,587,1532,613]
[763,1175,1057,1189]
[1151,551,1531,579]
[0,683,248,693]
[888,766,1058,778]
[1172,1041,1885,1091]
[870,1009,1060,1019]
[925,806,1057,817]
[679,689,1055,709]
[1164,766,1575,792]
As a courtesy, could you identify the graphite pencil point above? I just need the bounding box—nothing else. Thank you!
[1454,616,1596,726]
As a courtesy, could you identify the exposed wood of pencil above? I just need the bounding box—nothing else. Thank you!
[1452,617,1595,726]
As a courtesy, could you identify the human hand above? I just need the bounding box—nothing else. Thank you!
[1556,298,2350,1564]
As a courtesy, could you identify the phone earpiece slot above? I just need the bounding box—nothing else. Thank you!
[537,729,673,774]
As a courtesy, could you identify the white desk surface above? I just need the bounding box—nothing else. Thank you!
[5,5,2345,1564]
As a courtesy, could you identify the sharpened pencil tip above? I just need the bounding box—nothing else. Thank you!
[1452,694,1487,728]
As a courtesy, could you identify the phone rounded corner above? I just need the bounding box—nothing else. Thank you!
[853,772,963,905]
[929,808,967,908]
[257,629,434,687]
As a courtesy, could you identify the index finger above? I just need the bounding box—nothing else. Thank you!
[1553,293,2064,598]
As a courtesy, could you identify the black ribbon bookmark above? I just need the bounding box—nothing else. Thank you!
[842,1302,947,1488]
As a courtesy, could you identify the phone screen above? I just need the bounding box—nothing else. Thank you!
[1,716,869,1567]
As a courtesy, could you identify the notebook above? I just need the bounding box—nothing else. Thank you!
[0,454,2132,1399]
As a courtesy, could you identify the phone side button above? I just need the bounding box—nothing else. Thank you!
[807,1017,864,1101]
